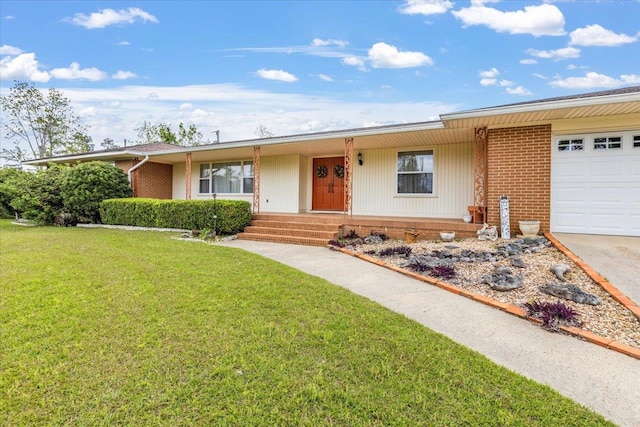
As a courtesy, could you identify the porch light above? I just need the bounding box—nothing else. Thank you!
[357,152,363,165]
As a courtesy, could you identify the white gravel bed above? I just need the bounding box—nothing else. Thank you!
[348,237,640,349]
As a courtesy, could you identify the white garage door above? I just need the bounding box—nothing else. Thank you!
[551,130,640,236]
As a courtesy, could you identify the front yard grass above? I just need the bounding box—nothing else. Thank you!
[0,220,612,425]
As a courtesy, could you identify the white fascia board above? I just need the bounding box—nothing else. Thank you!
[440,91,640,121]
[23,149,156,165]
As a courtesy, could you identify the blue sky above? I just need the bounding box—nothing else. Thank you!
[1,0,639,148]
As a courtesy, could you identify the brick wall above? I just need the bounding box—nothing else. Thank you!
[115,160,173,199]
[486,124,551,234]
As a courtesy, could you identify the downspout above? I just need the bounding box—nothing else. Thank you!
[127,155,150,195]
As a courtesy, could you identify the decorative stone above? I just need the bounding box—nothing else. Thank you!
[539,283,602,305]
[477,223,498,241]
[181,233,192,239]
[480,266,524,291]
[364,235,383,245]
[510,257,526,268]
[550,264,571,282]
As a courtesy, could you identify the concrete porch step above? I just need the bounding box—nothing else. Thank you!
[236,232,331,247]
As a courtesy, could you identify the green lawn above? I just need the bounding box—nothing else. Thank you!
[0,220,612,426]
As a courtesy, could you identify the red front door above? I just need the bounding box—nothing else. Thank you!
[312,157,345,211]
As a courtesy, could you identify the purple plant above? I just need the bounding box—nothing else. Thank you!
[430,265,456,280]
[523,300,582,331]
[328,240,346,248]
[380,245,412,257]
[344,229,359,239]
[369,230,389,241]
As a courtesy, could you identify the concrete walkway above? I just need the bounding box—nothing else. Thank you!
[219,239,640,426]
[554,233,640,305]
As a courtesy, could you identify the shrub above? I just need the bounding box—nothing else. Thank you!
[9,164,67,224]
[0,167,29,218]
[60,161,132,223]
[100,198,252,234]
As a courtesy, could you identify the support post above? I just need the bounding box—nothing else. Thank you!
[185,153,192,200]
[253,146,261,214]
[344,137,354,217]
[472,127,488,223]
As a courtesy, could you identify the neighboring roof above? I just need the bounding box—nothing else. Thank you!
[24,86,640,166]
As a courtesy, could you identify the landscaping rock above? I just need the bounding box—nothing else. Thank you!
[550,264,571,282]
[477,223,498,241]
[364,235,383,245]
[539,283,602,305]
[510,257,526,268]
[480,266,524,291]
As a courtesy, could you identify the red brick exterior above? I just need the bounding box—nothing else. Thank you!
[115,160,173,199]
[486,124,551,234]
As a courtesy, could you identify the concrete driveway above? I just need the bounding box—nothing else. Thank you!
[553,233,640,305]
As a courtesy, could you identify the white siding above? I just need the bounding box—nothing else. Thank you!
[351,143,474,218]
[260,155,301,212]
[172,163,186,200]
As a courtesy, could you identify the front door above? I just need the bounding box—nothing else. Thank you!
[312,157,345,211]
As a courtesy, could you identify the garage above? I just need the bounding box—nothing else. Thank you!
[551,130,640,236]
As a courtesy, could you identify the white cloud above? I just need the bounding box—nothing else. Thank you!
[519,58,537,65]
[5,15,15,20]
[533,73,547,80]
[342,56,366,70]
[368,42,433,68]
[311,38,348,48]
[0,53,51,82]
[115,41,131,46]
[318,74,333,82]
[506,86,532,95]
[112,70,137,80]
[526,47,580,61]
[179,103,193,110]
[479,67,499,78]
[50,62,108,81]
[549,72,640,89]
[499,79,514,87]
[79,106,97,116]
[0,45,23,55]
[452,3,565,37]
[397,0,453,16]
[569,24,638,47]
[67,7,158,29]
[256,68,298,82]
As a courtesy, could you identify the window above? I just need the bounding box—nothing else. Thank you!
[397,150,433,194]
[199,161,253,194]
[557,139,584,151]
[594,136,622,150]
[634,135,640,148]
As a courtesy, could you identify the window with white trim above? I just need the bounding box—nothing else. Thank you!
[634,135,640,148]
[199,161,253,194]
[397,150,433,194]
[594,136,622,150]
[557,138,584,151]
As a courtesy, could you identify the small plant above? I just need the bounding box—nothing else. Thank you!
[523,300,582,331]
[363,249,377,255]
[344,229,359,239]
[380,246,412,257]
[369,230,388,241]
[329,240,346,248]
[430,265,456,279]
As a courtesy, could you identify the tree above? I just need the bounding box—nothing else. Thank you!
[135,121,203,146]
[254,124,275,138]
[0,81,93,165]
[101,138,118,150]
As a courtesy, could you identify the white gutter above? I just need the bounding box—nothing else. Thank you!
[127,155,150,184]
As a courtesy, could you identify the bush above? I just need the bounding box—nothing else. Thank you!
[60,161,132,223]
[100,198,252,234]
[9,165,67,224]
[0,167,29,218]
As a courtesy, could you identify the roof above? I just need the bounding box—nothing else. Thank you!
[24,86,640,166]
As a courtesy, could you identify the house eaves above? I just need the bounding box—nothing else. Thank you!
[441,86,640,129]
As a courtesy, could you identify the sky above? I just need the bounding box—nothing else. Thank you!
[1,0,639,150]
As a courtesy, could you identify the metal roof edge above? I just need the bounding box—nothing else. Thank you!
[22,149,154,165]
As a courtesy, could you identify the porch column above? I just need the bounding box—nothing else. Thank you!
[253,146,261,214]
[344,137,354,216]
[185,153,192,200]
[473,127,488,223]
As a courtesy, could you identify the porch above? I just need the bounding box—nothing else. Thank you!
[238,213,483,246]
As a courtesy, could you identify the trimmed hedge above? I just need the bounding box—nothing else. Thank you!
[100,198,252,234]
